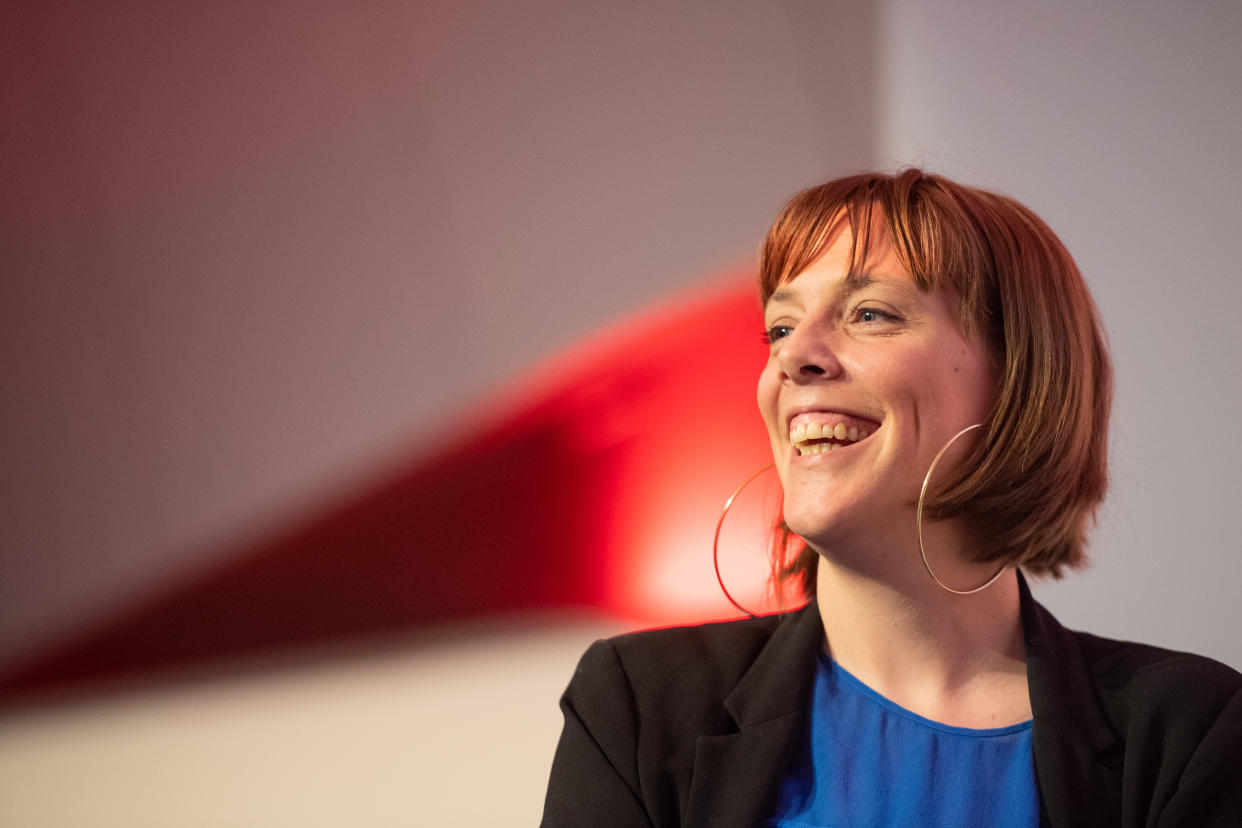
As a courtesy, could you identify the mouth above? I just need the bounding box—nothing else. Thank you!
[787,411,880,457]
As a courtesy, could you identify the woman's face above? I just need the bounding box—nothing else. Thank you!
[757,221,997,554]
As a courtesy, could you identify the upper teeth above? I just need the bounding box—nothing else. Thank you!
[789,422,869,444]
[789,421,872,455]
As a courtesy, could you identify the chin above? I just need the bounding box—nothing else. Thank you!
[781,488,904,554]
[781,506,851,550]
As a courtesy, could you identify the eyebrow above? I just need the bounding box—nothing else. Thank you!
[842,272,877,292]
[766,272,886,306]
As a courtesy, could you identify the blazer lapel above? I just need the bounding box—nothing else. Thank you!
[684,603,823,828]
[1020,574,1122,827]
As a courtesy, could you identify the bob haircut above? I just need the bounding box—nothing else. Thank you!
[760,169,1112,600]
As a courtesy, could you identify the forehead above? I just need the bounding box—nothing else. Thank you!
[772,204,897,278]
[766,224,916,305]
[769,272,894,303]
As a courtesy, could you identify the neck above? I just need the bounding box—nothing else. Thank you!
[811,546,1030,728]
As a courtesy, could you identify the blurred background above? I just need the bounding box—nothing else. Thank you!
[2,1,1240,824]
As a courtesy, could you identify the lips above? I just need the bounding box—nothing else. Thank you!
[787,411,880,456]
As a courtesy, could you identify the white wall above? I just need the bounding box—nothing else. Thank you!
[0,613,628,827]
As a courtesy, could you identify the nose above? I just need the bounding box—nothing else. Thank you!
[777,321,843,382]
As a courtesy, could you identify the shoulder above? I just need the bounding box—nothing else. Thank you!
[566,610,798,725]
[1071,631,1242,822]
[545,608,817,825]
[1072,631,1242,762]
[1071,630,1242,729]
[564,606,813,734]
[1022,578,1241,738]
[603,611,792,690]
[1022,588,1242,822]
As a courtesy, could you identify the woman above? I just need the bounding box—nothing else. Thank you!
[541,170,1242,827]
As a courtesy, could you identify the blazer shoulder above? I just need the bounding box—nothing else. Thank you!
[548,608,818,826]
[1072,630,1242,727]
[564,606,806,703]
[604,609,798,697]
[1064,632,1242,824]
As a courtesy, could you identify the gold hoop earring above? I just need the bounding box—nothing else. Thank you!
[712,464,774,618]
[916,423,1007,595]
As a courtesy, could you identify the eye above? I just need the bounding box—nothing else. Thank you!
[853,306,900,325]
[761,325,794,345]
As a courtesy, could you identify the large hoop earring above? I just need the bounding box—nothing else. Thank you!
[712,464,774,619]
[917,423,1007,595]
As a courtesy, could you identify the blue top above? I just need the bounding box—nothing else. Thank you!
[765,655,1039,827]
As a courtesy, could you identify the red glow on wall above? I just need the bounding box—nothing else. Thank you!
[2,271,792,697]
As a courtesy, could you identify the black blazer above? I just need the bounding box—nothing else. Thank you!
[542,577,1242,827]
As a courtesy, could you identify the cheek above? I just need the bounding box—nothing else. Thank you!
[950,347,1000,415]
[756,363,779,421]
[922,350,996,425]
[755,364,789,460]
[872,348,973,426]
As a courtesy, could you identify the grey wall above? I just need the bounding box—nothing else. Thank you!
[878,0,1242,667]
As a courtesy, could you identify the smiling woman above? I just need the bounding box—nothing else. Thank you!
[542,170,1242,827]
